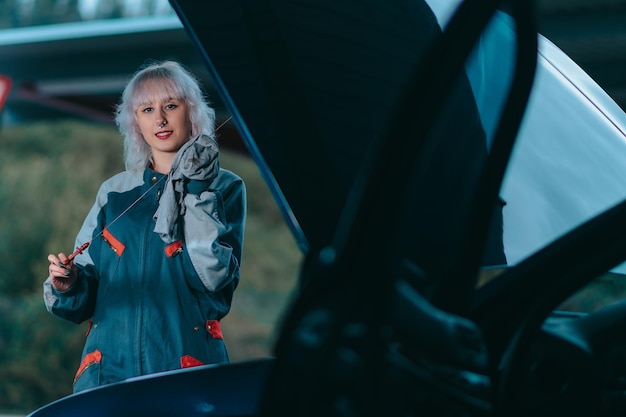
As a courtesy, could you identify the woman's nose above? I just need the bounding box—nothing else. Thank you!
[156,113,167,128]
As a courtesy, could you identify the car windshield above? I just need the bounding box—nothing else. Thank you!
[450,7,626,314]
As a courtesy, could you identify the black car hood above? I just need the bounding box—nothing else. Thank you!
[168,0,507,276]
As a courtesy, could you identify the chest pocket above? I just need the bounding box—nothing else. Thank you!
[103,228,125,256]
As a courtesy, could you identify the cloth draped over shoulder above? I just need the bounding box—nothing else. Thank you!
[153,134,220,243]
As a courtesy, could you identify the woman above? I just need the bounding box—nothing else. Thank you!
[44,60,246,393]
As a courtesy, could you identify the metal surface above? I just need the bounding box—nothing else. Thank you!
[538,0,626,111]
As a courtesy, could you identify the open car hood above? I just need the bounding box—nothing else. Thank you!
[168,0,512,276]
[165,0,626,274]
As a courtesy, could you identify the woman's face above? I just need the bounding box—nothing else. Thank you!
[134,79,192,160]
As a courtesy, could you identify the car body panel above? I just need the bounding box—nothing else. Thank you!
[28,359,270,417]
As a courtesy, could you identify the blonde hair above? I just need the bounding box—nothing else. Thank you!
[115,60,216,172]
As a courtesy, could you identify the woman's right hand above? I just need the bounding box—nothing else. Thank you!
[48,253,78,292]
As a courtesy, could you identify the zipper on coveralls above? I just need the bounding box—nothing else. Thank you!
[134,187,158,376]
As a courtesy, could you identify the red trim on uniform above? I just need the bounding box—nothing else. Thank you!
[206,320,223,339]
[180,355,204,368]
[164,240,183,257]
[74,349,102,383]
[85,320,93,336]
[102,228,125,256]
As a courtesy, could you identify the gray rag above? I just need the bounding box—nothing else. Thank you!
[153,134,220,243]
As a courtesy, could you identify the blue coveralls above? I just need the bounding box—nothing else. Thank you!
[43,167,246,392]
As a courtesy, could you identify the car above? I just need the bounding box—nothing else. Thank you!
[27,0,626,416]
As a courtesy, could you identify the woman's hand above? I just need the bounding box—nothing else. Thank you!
[48,253,78,292]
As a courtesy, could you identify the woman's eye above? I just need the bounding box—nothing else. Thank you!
[165,103,177,110]
[142,107,153,113]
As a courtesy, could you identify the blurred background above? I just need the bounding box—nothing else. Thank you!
[0,0,624,414]
[0,121,302,414]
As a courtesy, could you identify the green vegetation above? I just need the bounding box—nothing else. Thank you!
[0,120,301,413]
